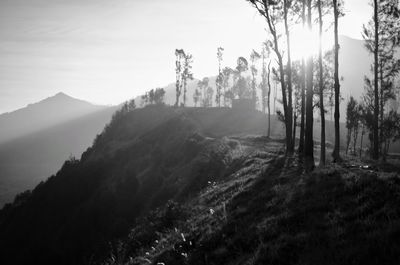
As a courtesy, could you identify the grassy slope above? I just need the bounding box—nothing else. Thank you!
[2,105,400,265]
[119,138,400,265]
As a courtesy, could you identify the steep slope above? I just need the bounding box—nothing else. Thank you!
[0,106,118,206]
[0,105,274,265]
[0,92,108,144]
[126,153,400,265]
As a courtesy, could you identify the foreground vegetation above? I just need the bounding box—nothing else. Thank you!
[2,105,399,265]
[102,139,400,265]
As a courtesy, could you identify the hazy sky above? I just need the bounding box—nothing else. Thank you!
[0,0,371,113]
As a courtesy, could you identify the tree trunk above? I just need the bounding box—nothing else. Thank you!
[346,128,351,155]
[299,0,306,155]
[267,62,272,138]
[318,0,326,166]
[373,0,380,160]
[332,0,342,162]
[305,0,314,171]
[360,125,364,157]
[353,127,358,156]
[183,79,187,107]
[293,112,297,147]
[379,61,384,157]
[260,1,291,152]
[284,0,294,153]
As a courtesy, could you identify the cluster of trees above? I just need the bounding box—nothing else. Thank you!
[169,0,399,168]
[246,0,400,168]
[246,0,344,170]
[194,77,214,107]
[344,0,400,161]
[361,0,400,160]
[140,88,166,106]
[346,95,400,160]
[193,47,274,125]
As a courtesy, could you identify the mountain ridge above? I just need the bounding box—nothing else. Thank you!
[0,92,110,144]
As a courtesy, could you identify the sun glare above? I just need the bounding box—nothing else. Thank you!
[290,26,333,61]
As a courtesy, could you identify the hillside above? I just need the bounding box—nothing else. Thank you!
[0,105,274,265]
[0,106,118,206]
[0,105,400,265]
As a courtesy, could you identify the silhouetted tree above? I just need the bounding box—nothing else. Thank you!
[250,50,261,105]
[317,0,327,165]
[193,88,201,107]
[205,87,214,107]
[182,53,194,106]
[247,0,294,154]
[222,67,233,106]
[198,77,211,107]
[154,88,166,104]
[128,99,136,111]
[233,57,251,100]
[363,0,400,159]
[332,0,343,162]
[260,45,272,137]
[346,97,360,155]
[216,47,224,107]
[141,93,149,107]
[298,0,306,155]
[382,110,400,159]
[175,49,185,107]
[283,0,294,153]
[304,0,314,171]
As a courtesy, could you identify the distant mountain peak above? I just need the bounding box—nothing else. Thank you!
[54,92,70,98]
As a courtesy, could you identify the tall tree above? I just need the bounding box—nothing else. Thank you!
[247,0,294,153]
[222,67,233,106]
[304,0,314,170]
[373,0,380,159]
[193,88,201,107]
[182,53,194,107]
[362,0,400,159]
[298,0,306,155]
[250,49,261,106]
[283,0,294,152]
[198,77,210,107]
[317,0,326,165]
[233,57,251,100]
[174,49,185,107]
[216,47,224,107]
[331,0,342,162]
[260,45,272,137]
[345,96,359,155]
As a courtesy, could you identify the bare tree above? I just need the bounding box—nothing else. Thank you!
[298,0,306,155]
[216,47,224,107]
[182,53,194,107]
[247,0,294,153]
[305,0,314,170]
[175,49,185,107]
[331,0,342,162]
[317,0,326,165]
[250,49,261,106]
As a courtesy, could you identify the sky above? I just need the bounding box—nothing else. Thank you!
[0,0,371,113]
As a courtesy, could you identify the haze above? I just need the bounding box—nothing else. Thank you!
[0,0,369,113]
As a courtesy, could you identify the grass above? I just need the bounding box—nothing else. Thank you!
[99,136,400,265]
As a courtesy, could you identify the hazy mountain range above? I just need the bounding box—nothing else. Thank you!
[0,94,118,205]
